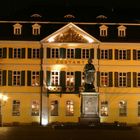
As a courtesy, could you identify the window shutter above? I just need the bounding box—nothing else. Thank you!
[2,70,6,86]
[60,71,66,92]
[127,50,131,60]
[127,72,131,87]
[27,71,31,86]
[97,71,100,87]
[114,72,118,87]
[75,71,81,93]
[97,48,100,59]
[40,70,43,86]
[90,48,94,59]
[9,48,13,58]
[47,48,51,58]
[28,48,32,58]
[75,48,81,59]
[109,49,112,60]
[115,49,118,60]
[8,70,12,86]
[109,72,113,87]
[3,48,7,58]
[133,72,137,87]
[21,71,25,86]
[40,48,43,59]
[22,48,25,58]
[133,50,137,60]
[47,71,51,86]
[60,48,66,58]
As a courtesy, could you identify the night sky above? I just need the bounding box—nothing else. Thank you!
[0,0,140,18]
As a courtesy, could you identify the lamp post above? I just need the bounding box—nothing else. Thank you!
[0,93,8,126]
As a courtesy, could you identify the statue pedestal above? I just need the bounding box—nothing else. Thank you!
[79,92,100,124]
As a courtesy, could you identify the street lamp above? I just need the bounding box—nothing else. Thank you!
[0,93,8,126]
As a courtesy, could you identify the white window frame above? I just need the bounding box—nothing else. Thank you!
[118,25,126,37]
[32,23,41,35]
[31,71,40,86]
[100,49,109,59]
[100,72,109,87]
[13,71,21,86]
[99,25,108,37]
[12,100,20,116]
[82,49,89,59]
[66,72,74,86]
[13,48,22,58]
[118,72,127,87]
[119,100,127,116]
[66,100,74,116]
[51,48,59,58]
[32,48,40,58]
[118,50,127,60]
[101,101,108,116]
[51,71,60,86]
[67,49,74,58]
[13,23,22,35]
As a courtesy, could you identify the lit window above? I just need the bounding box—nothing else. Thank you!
[51,71,59,86]
[14,48,22,58]
[119,72,127,87]
[82,49,89,59]
[51,48,59,58]
[51,100,58,116]
[138,101,140,116]
[0,71,2,85]
[32,71,40,86]
[13,23,22,35]
[13,71,21,86]
[66,100,74,116]
[67,49,74,58]
[101,50,109,59]
[99,25,108,36]
[119,100,127,116]
[101,101,108,116]
[66,72,74,86]
[12,100,20,116]
[82,72,85,86]
[32,23,41,35]
[118,25,126,37]
[100,72,109,87]
[31,100,39,116]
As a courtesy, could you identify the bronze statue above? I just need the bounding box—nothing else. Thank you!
[84,58,95,92]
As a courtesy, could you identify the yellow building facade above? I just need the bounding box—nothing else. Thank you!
[1,21,140,125]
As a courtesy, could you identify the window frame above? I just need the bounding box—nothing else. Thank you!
[12,100,20,116]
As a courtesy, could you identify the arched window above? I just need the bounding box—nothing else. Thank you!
[32,23,41,35]
[13,23,22,35]
[99,25,108,37]
[118,25,126,37]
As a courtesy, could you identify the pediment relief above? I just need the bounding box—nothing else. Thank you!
[54,28,88,43]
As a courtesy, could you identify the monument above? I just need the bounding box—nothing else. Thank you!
[79,58,100,124]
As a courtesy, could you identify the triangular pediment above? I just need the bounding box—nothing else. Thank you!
[41,22,100,43]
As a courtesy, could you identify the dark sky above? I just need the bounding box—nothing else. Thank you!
[0,0,140,17]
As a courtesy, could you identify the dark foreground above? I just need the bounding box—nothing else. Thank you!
[0,125,140,140]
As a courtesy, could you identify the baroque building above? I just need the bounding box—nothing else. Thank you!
[1,12,140,125]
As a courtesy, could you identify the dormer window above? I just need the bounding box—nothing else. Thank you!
[13,23,22,35]
[118,25,126,37]
[99,25,108,37]
[32,23,41,35]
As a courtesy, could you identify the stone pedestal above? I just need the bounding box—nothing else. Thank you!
[79,92,100,124]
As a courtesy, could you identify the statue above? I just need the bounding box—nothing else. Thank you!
[84,58,95,92]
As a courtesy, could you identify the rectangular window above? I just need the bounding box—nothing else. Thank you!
[137,73,140,87]
[0,48,2,58]
[33,28,40,35]
[82,49,89,59]
[51,100,58,116]
[67,49,74,58]
[101,101,108,116]
[101,50,109,59]
[118,50,127,60]
[66,72,74,86]
[12,100,20,116]
[119,101,127,116]
[13,71,21,86]
[119,72,127,87]
[51,71,59,86]
[31,101,39,116]
[32,49,40,58]
[51,48,59,58]
[137,50,140,60]
[31,71,40,86]
[138,101,140,117]
[100,29,107,36]
[100,72,109,87]
[14,28,21,35]
[66,100,74,116]
[13,48,21,58]
[81,72,85,86]
[0,71,2,86]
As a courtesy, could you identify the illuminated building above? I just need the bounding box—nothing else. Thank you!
[1,13,140,125]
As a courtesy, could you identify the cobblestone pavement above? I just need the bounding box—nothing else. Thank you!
[0,126,140,140]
